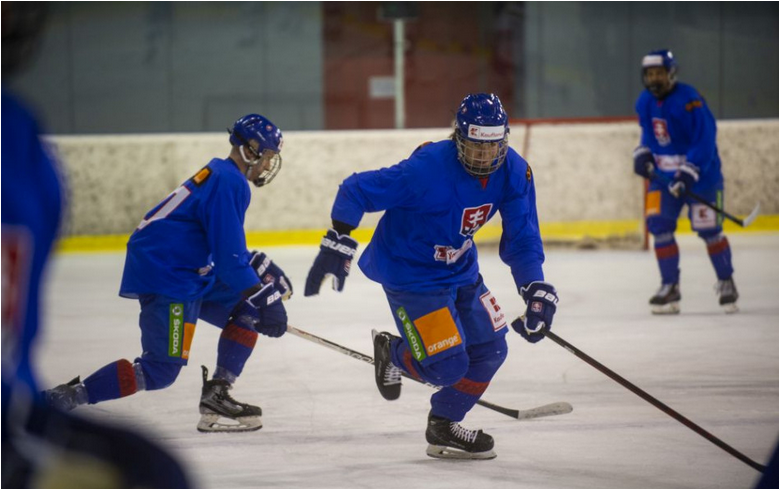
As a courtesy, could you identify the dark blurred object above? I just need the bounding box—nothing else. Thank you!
[378,2,419,21]
[1,2,47,78]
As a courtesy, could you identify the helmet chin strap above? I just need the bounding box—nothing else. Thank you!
[239,145,261,166]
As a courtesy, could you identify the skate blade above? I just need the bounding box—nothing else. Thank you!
[651,302,680,315]
[722,303,739,314]
[426,444,497,460]
[197,413,262,433]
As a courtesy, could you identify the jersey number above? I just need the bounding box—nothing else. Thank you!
[136,185,191,231]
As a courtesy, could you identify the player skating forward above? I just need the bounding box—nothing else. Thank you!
[304,93,558,460]
[44,114,292,432]
[633,49,739,314]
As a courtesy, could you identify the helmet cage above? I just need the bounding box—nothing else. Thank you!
[455,130,509,177]
[228,114,283,187]
[641,50,677,97]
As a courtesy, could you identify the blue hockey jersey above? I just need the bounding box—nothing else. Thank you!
[119,158,259,301]
[2,89,65,400]
[331,140,545,292]
[635,82,723,191]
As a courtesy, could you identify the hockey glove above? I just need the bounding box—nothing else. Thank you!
[250,251,293,300]
[668,162,699,198]
[512,281,558,344]
[304,229,358,296]
[632,145,655,178]
[235,282,288,337]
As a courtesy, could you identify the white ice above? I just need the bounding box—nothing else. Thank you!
[37,233,778,488]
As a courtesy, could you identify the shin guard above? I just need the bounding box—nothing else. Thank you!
[82,359,138,404]
[653,233,680,284]
[702,233,734,280]
[216,321,258,381]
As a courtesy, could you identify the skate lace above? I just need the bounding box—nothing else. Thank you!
[449,422,478,443]
[384,364,401,384]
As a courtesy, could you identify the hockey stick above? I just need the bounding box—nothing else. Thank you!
[286,324,572,421]
[542,328,765,472]
[648,169,760,227]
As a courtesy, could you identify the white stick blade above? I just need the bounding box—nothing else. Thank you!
[742,202,761,227]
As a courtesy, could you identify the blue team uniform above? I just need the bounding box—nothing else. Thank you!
[333,140,544,292]
[2,89,64,405]
[120,157,259,301]
[636,82,725,232]
[2,89,191,487]
[636,81,733,285]
[331,139,545,421]
[75,157,264,405]
[115,158,260,370]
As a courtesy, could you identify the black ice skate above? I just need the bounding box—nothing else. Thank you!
[198,366,262,433]
[425,412,496,460]
[715,277,739,314]
[649,283,681,315]
[372,330,402,401]
[44,376,88,412]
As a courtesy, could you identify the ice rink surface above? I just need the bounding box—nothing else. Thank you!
[36,234,778,488]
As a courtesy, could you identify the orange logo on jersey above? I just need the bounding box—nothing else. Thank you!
[646,190,662,216]
[414,307,463,356]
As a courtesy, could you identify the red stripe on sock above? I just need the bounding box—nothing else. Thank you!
[453,377,489,397]
[655,243,679,260]
[402,350,422,381]
[116,359,137,398]
[707,237,729,256]
[221,323,258,349]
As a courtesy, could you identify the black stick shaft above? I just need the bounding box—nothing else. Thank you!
[545,330,765,472]
[286,325,520,419]
[648,171,747,226]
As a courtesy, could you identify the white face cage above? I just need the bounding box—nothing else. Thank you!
[250,152,282,188]
[455,132,509,177]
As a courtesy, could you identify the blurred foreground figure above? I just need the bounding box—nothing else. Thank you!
[2,2,190,486]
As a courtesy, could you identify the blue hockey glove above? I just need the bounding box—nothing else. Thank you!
[235,282,288,337]
[668,162,699,198]
[512,281,559,344]
[304,229,358,296]
[250,251,293,300]
[633,145,655,178]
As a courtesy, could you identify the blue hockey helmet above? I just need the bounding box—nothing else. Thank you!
[641,49,677,97]
[228,114,283,187]
[454,93,509,177]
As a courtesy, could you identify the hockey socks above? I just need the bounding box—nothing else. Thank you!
[703,233,734,280]
[216,321,258,380]
[653,233,680,284]
[431,338,507,422]
[389,336,508,422]
[82,359,140,404]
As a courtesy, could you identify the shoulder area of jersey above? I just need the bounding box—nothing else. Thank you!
[410,139,452,157]
[504,149,533,182]
[194,158,245,186]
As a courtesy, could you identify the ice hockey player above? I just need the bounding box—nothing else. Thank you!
[633,49,739,314]
[3,3,191,486]
[304,93,558,460]
[44,114,292,433]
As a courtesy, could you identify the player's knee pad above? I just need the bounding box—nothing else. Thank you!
[418,351,470,387]
[136,358,182,391]
[467,337,508,380]
[647,215,676,236]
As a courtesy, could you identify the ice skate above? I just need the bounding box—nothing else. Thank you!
[715,277,739,314]
[425,412,496,460]
[43,376,88,411]
[372,330,402,401]
[197,366,262,433]
[649,283,680,314]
